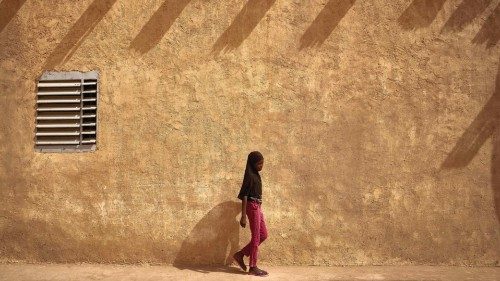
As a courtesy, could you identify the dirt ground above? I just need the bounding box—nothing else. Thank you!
[0,263,498,281]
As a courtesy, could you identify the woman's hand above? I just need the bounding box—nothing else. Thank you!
[240,216,247,228]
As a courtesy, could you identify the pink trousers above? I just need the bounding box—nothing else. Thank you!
[240,201,268,267]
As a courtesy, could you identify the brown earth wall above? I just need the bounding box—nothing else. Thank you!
[0,0,499,266]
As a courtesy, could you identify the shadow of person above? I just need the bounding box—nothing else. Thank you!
[173,200,245,274]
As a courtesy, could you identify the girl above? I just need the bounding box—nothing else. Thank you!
[233,151,268,276]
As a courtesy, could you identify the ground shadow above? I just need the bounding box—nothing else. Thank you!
[299,0,356,50]
[0,0,27,33]
[472,3,499,48]
[212,0,276,55]
[129,0,192,54]
[441,61,500,224]
[173,201,243,272]
[398,0,447,30]
[442,0,491,33]
[43,0,118,70]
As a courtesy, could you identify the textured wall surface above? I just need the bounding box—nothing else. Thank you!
[0,0,499,266]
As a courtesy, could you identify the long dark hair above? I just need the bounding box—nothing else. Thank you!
[238,151,263,199]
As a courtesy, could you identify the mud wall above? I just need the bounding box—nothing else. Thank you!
[0,0,499,266]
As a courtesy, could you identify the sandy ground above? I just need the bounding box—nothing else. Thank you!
[0,263,498,281]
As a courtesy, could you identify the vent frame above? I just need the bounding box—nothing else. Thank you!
[35,71,98,153]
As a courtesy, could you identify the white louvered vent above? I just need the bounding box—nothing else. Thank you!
[35,71,98,152]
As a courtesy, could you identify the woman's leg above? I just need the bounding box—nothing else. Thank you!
[259,208,268,245]
[252,208,268,275]
[240,202,261,267]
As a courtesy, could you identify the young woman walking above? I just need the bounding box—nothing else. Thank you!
[233,151,269,277]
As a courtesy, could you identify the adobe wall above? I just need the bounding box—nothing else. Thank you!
[0,0,499,265]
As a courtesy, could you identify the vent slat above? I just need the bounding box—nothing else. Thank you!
[82,139,96,144]
[37,91,81,96]
[82,123,96,126]
[36,132,80,136]
[37,115,80,120]
[38,82,81,87]
[83,98,97,102]
[36,140,80,145]
[37,107,80,112]
[36,124,80,128]
[37,99,81,104]
[83,114,96,118]
[82,106,97,110]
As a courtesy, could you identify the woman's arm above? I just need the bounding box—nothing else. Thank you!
[240,196,247,228]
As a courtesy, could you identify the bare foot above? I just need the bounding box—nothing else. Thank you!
[233,251,247,272]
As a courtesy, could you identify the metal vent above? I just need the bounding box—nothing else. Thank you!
[35,71,98,152]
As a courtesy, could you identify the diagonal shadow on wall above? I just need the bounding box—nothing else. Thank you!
[129,0,192,54]
[43,0,118,70]
[398,0,447,30]
[441,61,500,224]
[299,0,356,50]
[212,0,276,55]
[0,0,27,33]
[473,3,499,48]
[442,0,491,33]
[173,201,241,270]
